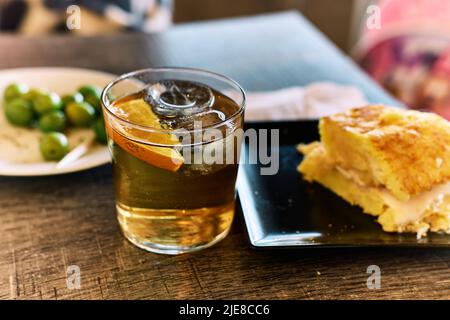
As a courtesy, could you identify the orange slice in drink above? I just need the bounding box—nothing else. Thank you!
[106,98,184,172]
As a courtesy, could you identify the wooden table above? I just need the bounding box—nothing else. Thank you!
[0,12,448,300]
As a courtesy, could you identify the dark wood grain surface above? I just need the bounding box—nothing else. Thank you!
[0,12,448,300]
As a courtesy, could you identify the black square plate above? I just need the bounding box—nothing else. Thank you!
[237,121,450,248]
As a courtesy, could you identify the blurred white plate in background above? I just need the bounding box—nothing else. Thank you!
[0,67,116,176]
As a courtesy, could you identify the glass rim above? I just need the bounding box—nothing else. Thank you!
[101,67,246,135]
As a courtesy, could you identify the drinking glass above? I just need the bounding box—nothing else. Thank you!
[101,68,245,254]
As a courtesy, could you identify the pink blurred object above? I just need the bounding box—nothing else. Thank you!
[355,0,450,119]
[433,48,450,78]
[426,48,450,117]
[358,0,450,58]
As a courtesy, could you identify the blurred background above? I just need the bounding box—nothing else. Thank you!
[0,0,371,51]
[1,0,450,118]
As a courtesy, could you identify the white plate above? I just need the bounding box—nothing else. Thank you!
[0,67,117,176]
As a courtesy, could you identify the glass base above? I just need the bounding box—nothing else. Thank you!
[121,224,231,255]
[116,201,235,255]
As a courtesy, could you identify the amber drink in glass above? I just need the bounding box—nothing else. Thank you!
[101,68,245,254]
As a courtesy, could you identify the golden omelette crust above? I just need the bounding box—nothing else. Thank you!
[319,105,450,200]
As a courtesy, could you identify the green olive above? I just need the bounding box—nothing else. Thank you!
[33,92,62,115]
[24,88,47,113]
[65,102,96,127]
[93,117,107,144]
[4,83,29,102]
[25,88,46,103]
[40,132,69,161]
[61,92,83,108]
[39,110,66,132]
[4,98,34,126]
[78,85,102,112]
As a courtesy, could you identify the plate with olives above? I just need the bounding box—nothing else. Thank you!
[0,67,116,176]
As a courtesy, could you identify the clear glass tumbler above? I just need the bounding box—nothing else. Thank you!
[101,68,245,254]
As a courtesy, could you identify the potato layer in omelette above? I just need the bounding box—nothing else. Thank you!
[298,105,450,238]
